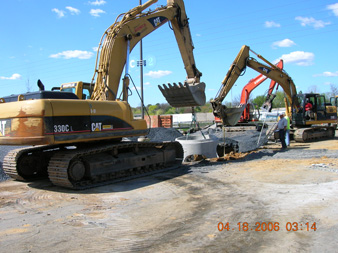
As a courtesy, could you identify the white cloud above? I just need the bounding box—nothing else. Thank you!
[145,70,172,79]
[131,86,141,91]
[277,51,314,66]
[92,47,99,52]
[196,34,201,37]
[327,3,338,16]
[66,6,80,15]
[144,82,151,85]
[264,21,281,28]
[314,71,338,77]
[295,16,331,29]
[52,8,65,18]
[0,73,22,80]
[272,39,296,48]
[89,0,106,6]
[49,50,94,59]
[90,9,105,17]
[323,71,338,77]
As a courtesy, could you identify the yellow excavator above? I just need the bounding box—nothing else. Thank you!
[0,0,206,189]
[211,45,337,142]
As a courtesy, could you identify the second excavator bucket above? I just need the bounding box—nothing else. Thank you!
[221,105,246,126]
[214,105,246,126]
[158,81,206,107]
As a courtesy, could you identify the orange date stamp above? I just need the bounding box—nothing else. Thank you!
[218,222,317,232]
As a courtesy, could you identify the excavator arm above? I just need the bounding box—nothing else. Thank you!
[240,59,284,120]
[91,0,205,107]
[211,45,297,125]
[240,60,283,105]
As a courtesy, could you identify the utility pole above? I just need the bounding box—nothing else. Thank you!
[139,0,144,119]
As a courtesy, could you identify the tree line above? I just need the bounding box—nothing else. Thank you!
[133,86,338,116]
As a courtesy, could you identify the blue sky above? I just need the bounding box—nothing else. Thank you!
[1,0,338,108]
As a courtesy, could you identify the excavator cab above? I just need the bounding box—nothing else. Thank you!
[60,82,93,100]
[292,94,337,126]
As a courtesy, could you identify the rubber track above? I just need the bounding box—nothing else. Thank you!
[48,142,182,190]
[2,145,57,181]
[294,126,335,142]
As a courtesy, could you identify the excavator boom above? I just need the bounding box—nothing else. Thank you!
[90,0,205,107]
[239,59,283,122]
[211,46,296,125]
[0,0,204,189]
[212,45,336,142]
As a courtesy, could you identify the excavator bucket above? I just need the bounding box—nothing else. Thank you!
[158,81,206,107]
[221,105,246,126]
[217,105,246,126]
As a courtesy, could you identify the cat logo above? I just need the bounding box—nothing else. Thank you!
[259,67,271,74]
[0,120,6,136]
[147,16,168,28]
[91,122,102,132]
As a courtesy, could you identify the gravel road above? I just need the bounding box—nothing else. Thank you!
[1,130,337,252]
[0,136,338,252]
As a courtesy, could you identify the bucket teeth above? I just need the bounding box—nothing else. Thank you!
[158,82,206,107]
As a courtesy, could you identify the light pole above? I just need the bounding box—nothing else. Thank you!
[140,0,144,119]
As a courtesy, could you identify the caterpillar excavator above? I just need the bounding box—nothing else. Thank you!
[0,0,206,189]
[211,45,337,142]
[330,95,338,128]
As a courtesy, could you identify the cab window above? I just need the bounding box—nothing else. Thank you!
[82,87,92,100]
[62,87,75,94]
[316,96,325,111]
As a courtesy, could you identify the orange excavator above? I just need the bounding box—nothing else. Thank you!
[239,59,283,122]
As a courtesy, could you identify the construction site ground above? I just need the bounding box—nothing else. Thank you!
[0,132,338,252]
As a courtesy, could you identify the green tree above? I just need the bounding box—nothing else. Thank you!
[165,107,176,114]
[156,109,164,115]
[252,95,265,108]
[147,104,158,115]
[272,91,286,108]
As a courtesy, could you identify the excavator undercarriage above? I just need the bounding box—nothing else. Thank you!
[4,141,183,189]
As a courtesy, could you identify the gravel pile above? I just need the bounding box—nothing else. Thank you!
[242,148,338,161]
[124,127,183,142]
[198,125,269,153]
[146,127,183,142]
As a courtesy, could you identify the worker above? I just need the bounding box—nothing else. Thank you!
[284,113,291,146]
[276,113,287,149]
[305,100,313,119]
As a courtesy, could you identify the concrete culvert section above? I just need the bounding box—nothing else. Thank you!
[176,134,219,162]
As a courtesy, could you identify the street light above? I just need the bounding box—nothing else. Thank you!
[140,0,144,119]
